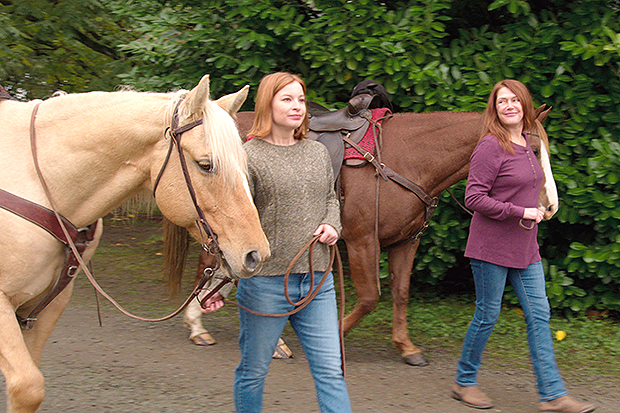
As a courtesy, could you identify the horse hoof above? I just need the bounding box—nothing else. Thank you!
[190,333,217,346]
[272,338,293,359]
[403,352,428,366]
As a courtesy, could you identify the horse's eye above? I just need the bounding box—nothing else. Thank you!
[533,149,540,157]
[198,160,216,174]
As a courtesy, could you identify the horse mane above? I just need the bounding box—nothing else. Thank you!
[162,90,248,295]
[36,88,248,295]
[168,91,248,188]
[531,118,550,147]
[163,217,190,295]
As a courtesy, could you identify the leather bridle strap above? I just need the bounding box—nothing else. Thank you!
[25,100,219,324]
[382,165,439,245]
[152,97,221,255]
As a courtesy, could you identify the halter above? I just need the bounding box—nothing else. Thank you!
[152,97,221,258]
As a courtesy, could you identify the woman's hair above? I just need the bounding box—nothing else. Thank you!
[480,79,535,154]
[248,72,309,140]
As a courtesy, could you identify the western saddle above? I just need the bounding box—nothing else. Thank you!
[308,93,387,178]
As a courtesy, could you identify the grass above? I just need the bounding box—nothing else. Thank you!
[340,277,620,382]
[75,216,620,385]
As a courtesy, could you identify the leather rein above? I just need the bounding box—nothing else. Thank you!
[9,97,223,328]
[343,113,439,246]
[200,236,347,375]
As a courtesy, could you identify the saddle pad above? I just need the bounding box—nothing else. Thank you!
[343,108,391,161]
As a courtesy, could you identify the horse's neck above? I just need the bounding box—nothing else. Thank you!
[382,112,481,195]
[32,93,168,225]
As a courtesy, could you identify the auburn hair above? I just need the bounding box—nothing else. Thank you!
[248,72,309,140]
[480,79,535,154]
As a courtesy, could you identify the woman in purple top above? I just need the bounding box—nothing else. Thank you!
[451,80,595,413]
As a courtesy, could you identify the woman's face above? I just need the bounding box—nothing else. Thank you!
[271,81,306,131]
[495,86,523,129]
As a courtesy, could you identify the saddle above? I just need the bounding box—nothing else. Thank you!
[308,93,380,178]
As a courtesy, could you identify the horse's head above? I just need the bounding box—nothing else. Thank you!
[154,75,269,278]
[528,105,559,220]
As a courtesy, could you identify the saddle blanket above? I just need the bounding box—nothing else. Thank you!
[343,108,391,161]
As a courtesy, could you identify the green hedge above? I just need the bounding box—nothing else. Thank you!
[116,0,620,315]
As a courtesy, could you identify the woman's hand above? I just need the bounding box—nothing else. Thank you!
[314,224,339,245]
[199,291,225,314]
[523,207,544,224]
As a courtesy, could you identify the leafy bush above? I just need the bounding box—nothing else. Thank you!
[114,0,620,315]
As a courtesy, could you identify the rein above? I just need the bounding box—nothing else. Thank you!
[19,98,223,327]
[218,237,343,318]
[343,113,439,289]
[198,236,347,374]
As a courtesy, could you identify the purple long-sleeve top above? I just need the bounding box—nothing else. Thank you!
[464,134,543,269]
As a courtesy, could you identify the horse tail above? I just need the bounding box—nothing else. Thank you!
[163,217,190,296]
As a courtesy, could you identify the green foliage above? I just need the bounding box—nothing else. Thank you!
[113,0,620,315]
[3,0,620,315]
[414,0,620,315]
[114,0,314,103]
[0,0,132,99]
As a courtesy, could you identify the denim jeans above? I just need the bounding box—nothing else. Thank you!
[234,272,352,413]
[455,259,568,401]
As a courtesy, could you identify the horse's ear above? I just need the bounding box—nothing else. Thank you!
[185,74,211,116]
[534,104,552,123]
[215,85,249,116]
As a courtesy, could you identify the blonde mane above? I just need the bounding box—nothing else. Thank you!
[166,91,248,189]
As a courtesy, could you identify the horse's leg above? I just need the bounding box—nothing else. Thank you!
[183,250,217,346]
[22,285,73,366]
[342,234,380,335]
[387,240,428,366]
[0,293,45,413]
[184,251,293,357]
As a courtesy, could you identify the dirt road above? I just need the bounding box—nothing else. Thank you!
[1,218,616,412]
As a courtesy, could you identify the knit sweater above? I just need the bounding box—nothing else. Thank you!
[245,137,341,276]
[464,134,543,268]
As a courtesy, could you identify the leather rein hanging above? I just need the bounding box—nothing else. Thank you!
[203,236,347,375]
[340,113,439,293]
[343,113,439,245]
[13,98,224,328]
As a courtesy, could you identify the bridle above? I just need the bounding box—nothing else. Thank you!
[20,96,226,325]
[153,96,222,259]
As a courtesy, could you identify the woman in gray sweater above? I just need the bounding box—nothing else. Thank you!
[202,72,351,413]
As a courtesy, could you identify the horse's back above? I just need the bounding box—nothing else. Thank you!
[341,110,482,245]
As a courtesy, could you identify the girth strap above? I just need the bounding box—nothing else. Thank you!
[0,188,98,329]
[381,166,439,245]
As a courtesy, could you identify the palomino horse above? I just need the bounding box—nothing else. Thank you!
[183,107,558,366]
[0,75,269,413]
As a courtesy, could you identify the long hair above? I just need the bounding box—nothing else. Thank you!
[481,79,535,154]
[248,72,309,140]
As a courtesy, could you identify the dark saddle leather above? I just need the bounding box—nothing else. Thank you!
[308,94,376,178]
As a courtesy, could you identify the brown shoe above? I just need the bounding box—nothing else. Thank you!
[451,383,494,409]
[539,395,596,413]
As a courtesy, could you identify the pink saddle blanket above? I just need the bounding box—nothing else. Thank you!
[343,108,391,160]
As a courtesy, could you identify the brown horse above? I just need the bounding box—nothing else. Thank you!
[184,108,558,366]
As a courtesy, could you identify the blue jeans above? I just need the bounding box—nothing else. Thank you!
[234,272,352,413]
[455,259,567,402]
